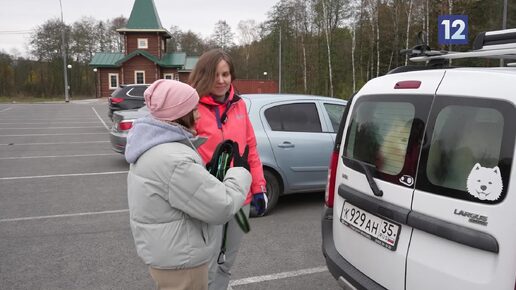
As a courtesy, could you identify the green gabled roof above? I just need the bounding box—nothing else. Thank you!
[89,52,125,67]
[116,0,171,37]
[126,0,162,29]
[184,56,199,70]
[89,51,197,69]
[161,52,186,67]
[118,49,160,65]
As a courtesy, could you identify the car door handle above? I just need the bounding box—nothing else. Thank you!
[277,142,295,148]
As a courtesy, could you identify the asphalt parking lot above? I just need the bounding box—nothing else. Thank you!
[0,100,340,290]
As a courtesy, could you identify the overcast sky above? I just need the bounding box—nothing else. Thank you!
[0,0,279,56]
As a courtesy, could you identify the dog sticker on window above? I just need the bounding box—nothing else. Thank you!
[466,163,503,201]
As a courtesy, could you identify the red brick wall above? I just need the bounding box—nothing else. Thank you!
[126,33,163,57]
[178,72,190,83]
[124,56,158,84]
[161,68,179,79]
[233,80,279,94]
[98,68,122,98]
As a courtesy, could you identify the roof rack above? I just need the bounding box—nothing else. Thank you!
[405,28,516,63]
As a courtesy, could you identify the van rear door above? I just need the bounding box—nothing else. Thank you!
[333,71,444,289]
[408,69,516,290]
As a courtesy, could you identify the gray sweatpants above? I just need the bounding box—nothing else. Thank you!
[208,204,250,290]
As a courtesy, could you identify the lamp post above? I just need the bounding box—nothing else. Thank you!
[93,68,98,98]
[263,71,268,80]
[59,0,69,103]
[67,64,72,99]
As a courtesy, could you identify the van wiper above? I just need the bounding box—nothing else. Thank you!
[342,156,383,197]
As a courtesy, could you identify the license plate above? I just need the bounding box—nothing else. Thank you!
[340,202,401,251]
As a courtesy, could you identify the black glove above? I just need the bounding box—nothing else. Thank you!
[232,142,250,171]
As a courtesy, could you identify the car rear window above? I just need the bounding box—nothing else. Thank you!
[111,87,124,97]
[127,86,147,97]
[323,103,345,132]
[417,96,515,204]
[264,103,322,133]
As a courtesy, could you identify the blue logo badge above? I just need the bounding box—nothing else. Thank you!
[438,15,468,45]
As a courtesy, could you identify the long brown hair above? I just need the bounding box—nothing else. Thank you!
[188,49,236,97]
[173,109,197,130]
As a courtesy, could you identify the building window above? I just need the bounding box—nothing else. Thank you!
[137,38,148,49]
[163,73,174,80]
[135,71,145,84]
[108,73,119,89]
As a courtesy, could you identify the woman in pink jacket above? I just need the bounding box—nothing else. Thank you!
[189,48,267,290]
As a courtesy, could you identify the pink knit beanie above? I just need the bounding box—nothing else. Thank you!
[144,79,199,121]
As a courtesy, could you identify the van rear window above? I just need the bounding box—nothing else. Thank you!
[343,95,433,186]
[345,101,415,176]
[427,106,503,191]
[417,96,515,204]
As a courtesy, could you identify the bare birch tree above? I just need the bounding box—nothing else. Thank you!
[211,20,235,49]
[321,0,334,96]
[404,0,413,65]
[292,0,313,93]
[237,19,260,78]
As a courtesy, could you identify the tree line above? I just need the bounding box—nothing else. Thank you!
[0,0,514,99]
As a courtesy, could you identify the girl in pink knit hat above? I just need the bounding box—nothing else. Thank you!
[125,79,252,290]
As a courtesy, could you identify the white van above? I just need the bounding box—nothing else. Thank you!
[322,28,516,290]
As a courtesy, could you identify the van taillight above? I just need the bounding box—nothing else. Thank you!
[325,150,339,208]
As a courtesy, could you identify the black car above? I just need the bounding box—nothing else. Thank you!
[108,84,149,120]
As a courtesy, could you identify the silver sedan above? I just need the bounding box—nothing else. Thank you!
[110,94,346,214]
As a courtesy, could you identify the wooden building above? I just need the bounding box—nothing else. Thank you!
[89,0,197,98]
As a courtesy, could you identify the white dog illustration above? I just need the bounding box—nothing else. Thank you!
[466,163,503,201]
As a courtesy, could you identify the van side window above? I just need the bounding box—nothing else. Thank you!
[417,97,515,204]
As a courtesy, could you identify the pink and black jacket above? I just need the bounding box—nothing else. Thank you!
[195,85,266,205]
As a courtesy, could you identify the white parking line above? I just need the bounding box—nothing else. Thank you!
[0,126,104,129]
[0,107,12,112]
[0,133,107,137]
[229,266,328,287]
[0,209,129,223]
[92,107,110,131]
[0,153,118,160]
[0,141,109,146]
[0,171,128,180]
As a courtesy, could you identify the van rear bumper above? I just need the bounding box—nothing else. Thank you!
[321,206,386,290]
